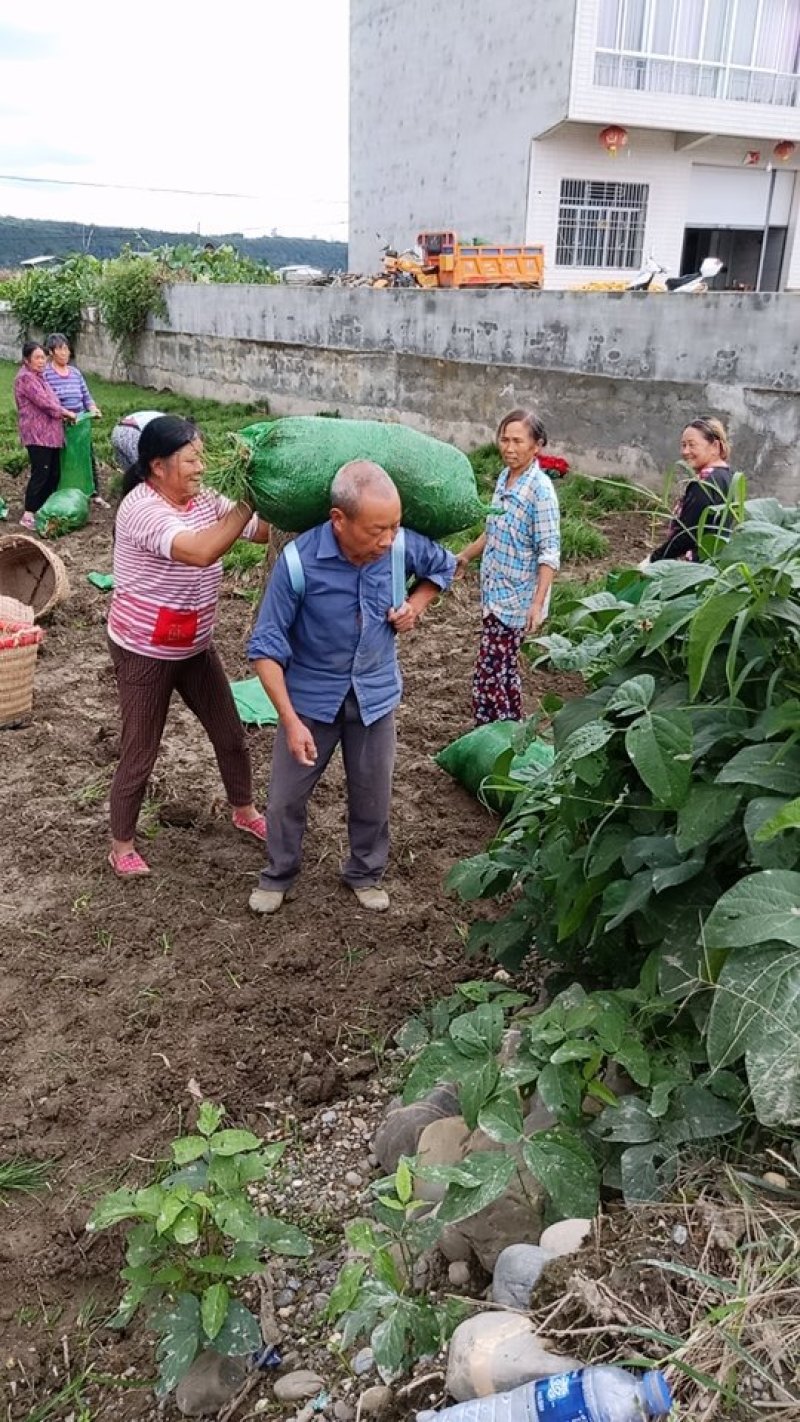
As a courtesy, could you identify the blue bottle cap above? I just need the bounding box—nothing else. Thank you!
[643,1371,673,1417]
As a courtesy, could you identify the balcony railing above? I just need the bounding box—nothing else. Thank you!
[594,49,800,107]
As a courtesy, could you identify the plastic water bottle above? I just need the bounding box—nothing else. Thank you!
[416,1366,672,1422]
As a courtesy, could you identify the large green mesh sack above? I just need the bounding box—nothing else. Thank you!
[58,413,94,496]
[435,721,554,813]
[236,418,488,537]
[35,488,90,538]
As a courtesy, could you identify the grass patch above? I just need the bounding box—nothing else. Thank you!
[222,540,267,574]
[0,1156,52,1196]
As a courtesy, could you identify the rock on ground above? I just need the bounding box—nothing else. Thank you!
[175,1350,249,1416]
[446,1312,580,1402]
[538,1218,593,1257]
[360,1384,394,1416]
[414,1115,471,1203]
[492,1243,555,1308]
[273,1369,327,1402]
[372,1086,459,1172]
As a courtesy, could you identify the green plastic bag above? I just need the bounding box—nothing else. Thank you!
[87,571,115,591]
[36,488,90,538]
[236,417,488,538]
[435,720,554,813]
[229,677,279,727]
[0,496,8,521]
[59,413,94,496]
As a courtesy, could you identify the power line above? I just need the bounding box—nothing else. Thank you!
[0,172,261,200]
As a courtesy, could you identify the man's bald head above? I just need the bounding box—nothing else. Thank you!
[330,460,399,517]
[329,461,402,567]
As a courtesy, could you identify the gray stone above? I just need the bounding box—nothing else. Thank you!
[413,1116,471,1203]
[360,1385,394,1416]
[538,1218,593,1258]
[345,1170,363,1188]
[276,1288,297,1308]
[438,1222,474,1264]
[492,1244,555,1308]
[445,1313,580,1402]
[353,1347,375,1376]
[295,1408,315,1422]
[373,1086,460,1172]
[457,1128,546,1272]
[175,1350,249,1416]
[273,1370,326,1402]
[334,1403,356,1422]
[448,1260,471,1288]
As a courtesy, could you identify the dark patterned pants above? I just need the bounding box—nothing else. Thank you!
[108,638,253,839]
[472,613,524,725]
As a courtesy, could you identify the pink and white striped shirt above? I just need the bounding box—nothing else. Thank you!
[109,484,258,659]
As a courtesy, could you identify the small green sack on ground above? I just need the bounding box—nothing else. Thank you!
[229,417,489,538]
[35,488,90,538]
[230,677,279,727]
[435,720,554,813]
[87,572,115,591]
[0,496,8,521]
[59,413,95,496]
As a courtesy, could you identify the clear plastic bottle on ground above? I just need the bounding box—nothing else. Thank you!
[416,1366,673,1422]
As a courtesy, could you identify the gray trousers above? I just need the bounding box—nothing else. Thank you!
[259,691,396,892]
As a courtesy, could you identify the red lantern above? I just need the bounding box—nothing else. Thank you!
[774,140,796,162]
[599,125,628,158]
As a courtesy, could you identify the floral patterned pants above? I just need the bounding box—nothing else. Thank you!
[472,613,524,725]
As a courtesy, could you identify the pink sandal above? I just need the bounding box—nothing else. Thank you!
[232,810,267,843]
[108,849,151,878]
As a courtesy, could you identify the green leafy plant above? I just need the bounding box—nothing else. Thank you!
[327,1160,466,1376]
[449,492,800,1134]
[6,255,99,348]
[87,1102,312,1397]
[0,1156,52,1196]
[98,254,168,362]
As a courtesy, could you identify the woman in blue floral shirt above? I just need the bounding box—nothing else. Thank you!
[457,410,560,724]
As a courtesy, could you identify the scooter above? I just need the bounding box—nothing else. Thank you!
[626,255,725,293]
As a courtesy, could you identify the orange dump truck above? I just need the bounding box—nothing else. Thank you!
[375,230,545,289]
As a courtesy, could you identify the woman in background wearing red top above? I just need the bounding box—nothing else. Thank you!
[13,340,76,528]
[108,415,270,878]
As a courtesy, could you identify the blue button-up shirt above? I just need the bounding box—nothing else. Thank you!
[248,521,456,726]
[481,462,561,629]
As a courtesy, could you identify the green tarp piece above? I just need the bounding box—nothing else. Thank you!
[435,720,554,814]
[35,488,90,538]
[59,413,94,496]
[87,572,115,591]
[230,677,279,727]
[0,497,8,521]
[237,417,489,538]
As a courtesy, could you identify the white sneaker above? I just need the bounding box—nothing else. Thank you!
[249,887,285,915]
[353,886,390,912]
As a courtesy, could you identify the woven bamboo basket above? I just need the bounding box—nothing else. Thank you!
[0,533,70,620]
[0,617,45,728]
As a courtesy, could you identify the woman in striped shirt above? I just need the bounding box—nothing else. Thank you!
[43,333,108,506]
[108,415,270,877]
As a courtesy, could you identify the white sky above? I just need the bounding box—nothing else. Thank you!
[0,2,350,240]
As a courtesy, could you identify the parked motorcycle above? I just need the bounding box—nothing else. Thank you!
[626,255,725,293]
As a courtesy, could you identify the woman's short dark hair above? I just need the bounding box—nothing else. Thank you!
[121,415,201,498]
[44,332,70,353]
[496,408,548,449]
[21,340,44,361]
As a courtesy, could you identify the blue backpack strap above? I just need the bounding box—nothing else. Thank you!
[391,528,406,610]
[283,540,305,600]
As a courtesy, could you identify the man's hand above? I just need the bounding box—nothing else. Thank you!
[526,603,547,635]
[387,600,418,634]
[285,718,318,766]
[453,552,471,581]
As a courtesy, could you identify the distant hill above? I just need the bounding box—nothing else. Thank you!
[0,216,348,271]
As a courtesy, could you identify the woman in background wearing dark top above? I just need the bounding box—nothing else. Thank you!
[649,417,733,563]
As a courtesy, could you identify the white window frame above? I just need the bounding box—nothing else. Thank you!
[555,178,650,269]
[594,0,800,106]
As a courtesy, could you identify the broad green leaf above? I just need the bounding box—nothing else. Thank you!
[86,1188,139,1233]
[437,1152,516,1225]
[133,1183,170,1219]
[108,1282,149,1329]
[603,872,653,932]
[259,1142,287,1169]
[212,1198,261,1243]
[687,589,750,698]
[595,1096,659,1144]
[201,1283,229,1342]
[716,742,800,795]
[371,1307,408,1373]
[459,1060,500,1129]
[752,795,800,843]
[395,1157,413,1206]
[403,1041,464,1102]
[703,870,800,951]
[718,523,800,572]
[743,798,800,870]
[449,1002,504,1058]
[619,1144,676,1204]
[207,1154,239,1193]
[536,1063,583,1122]
[394,1017,429,1052]
[652,858,704,894]
[585,824,633,878]
[196,1103,225,1137]
[208,1129,262,1157]
[213,1299,262,1358]
[613,1034,652,1087]
[477,1089,524,1144]
[561,721,616,762]
[625,712,693,809]
[371,1246,404,1292]
[153,1293,201,1397]
[188,1253,261,1277]
[550,1041,597,1065]
[171,1208,200,1246]
[172,1135,209,1166]
[345,1219,381,1255]
[643,562,717,596]
[606,675,655,717]
[645,596,697,652]
[660,1084,741,1146]
[125,1222,158,1267]
[236,1152,269,1186]
[156,1193,189,1236]
[162,1162,208,1192]
[676,785,741,854]
[707,944,800,1127]
[522,1128,600,1220]
[326,1261,367,1319]
[258,1215,313,1256]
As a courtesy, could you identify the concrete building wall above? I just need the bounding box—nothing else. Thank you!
[348,0,577,273]
[2,286,799,497]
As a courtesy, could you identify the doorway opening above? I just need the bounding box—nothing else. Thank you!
[681,226,787,291]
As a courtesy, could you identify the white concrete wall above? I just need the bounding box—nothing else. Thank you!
[348,0,577,273]
[527,127,800,289]
[571,0,800,141]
